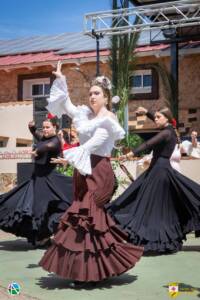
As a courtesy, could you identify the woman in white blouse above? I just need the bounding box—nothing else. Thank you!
[39,61,143,287]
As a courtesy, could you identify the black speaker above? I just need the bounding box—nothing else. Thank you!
[17,162,34,185]
[61,114,71,129]
[33,96,48,129]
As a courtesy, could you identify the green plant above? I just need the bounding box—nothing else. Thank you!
[56,164,74,177]
[149,63,178,120]
[121,133,144,149]
[109,1,140,129]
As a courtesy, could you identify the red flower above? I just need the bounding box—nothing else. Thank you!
[171,118,177,128]
[47,113,56,119]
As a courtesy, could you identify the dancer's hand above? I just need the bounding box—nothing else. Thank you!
[51,157,68,166]
[31,150,38,157]
[136,106,148,115]
[52,61,65,78]
[119,152,134,161]
[28,120,35,128]
[118,155,126,162]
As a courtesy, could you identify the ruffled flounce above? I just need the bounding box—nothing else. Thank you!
[63,146,91,175]
[39,191,143,282]
[75,115,125,142]
[0,172,72,243]
[113,218,185,252]
[107,158,200,253]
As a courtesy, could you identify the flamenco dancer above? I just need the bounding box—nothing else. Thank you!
[0,116,73,246]
[135,106,183,174]
[107,107,200,254]
[39,61,143,287]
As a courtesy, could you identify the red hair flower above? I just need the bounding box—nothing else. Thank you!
[47,113,56,119]
[171,118,177,128]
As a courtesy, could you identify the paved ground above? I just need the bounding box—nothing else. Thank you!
[0,231,200,300]
[0,159,200,300]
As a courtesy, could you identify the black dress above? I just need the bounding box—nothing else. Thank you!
[107,125,200,253]
[0,125,73,245]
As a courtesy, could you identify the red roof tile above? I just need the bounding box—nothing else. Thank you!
[0,40,195,68]
[0,50,109,67]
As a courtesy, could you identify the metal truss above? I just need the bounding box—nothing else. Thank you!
[84,0,200,37]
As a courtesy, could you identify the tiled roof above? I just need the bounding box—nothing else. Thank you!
[0,50,109,67]
[0,31,199,68]
[0,30,164,56]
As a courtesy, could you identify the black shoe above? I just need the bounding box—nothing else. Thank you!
[68,281,87,289]
[164,249,179,255]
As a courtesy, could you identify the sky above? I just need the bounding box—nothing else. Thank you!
[0,0,112,40]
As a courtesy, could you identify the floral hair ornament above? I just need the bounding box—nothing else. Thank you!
[92,76,112,90]
[47,113,56,119]
[112,95,120,104]
[171,118,177,128]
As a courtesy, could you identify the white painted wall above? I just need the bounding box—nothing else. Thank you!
[0,102,33,173]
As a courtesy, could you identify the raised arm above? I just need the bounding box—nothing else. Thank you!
[191,131,198,148]
[146,110,155,122]
[136,106,155,122]
[28,121,43,141]
[46,61,78,119]
[132,129,171,156]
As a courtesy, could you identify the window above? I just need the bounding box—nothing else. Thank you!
[16,138,32,147]
[0,141,4,147]
[130,70,152,94]
[31,83,50,97]
[0,137,9,147]
[18,73,53,101]
[188,108,197,114]
[129,66,159,100]
[22,78,50,100]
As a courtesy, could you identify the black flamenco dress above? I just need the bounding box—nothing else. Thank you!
[0,125,73,244]
[107,124,200,253]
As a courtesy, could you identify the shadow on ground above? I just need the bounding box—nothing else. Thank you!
[143,244,200,257]
[27,263,40,269]
[0,239,33,251]
[182,245,200,251]
[36,273,137,290]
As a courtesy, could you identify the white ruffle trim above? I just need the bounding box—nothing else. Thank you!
[46,77,68,118]
[76,116,125,141]
[63,146,91,175]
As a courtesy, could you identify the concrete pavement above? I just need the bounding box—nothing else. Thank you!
[0,158,200,299]
[0,231,199,300]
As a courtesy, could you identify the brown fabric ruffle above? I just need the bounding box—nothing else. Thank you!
[39,155,143,282]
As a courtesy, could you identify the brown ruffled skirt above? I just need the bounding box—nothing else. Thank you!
[39,155,143,282]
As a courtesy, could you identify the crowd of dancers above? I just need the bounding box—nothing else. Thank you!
[0,61,200,288]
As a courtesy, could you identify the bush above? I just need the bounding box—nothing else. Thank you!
[121,133,144,149]
[56,164,74,177]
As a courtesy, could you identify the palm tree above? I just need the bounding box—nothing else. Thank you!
[149,63,178,120]
[109,0,140,130]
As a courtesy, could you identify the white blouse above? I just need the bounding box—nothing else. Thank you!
[46,77,125,175]
[170,144,181,172]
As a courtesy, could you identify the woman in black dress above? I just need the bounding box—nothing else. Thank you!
[107,107,200,253]
[0,118,73,246]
